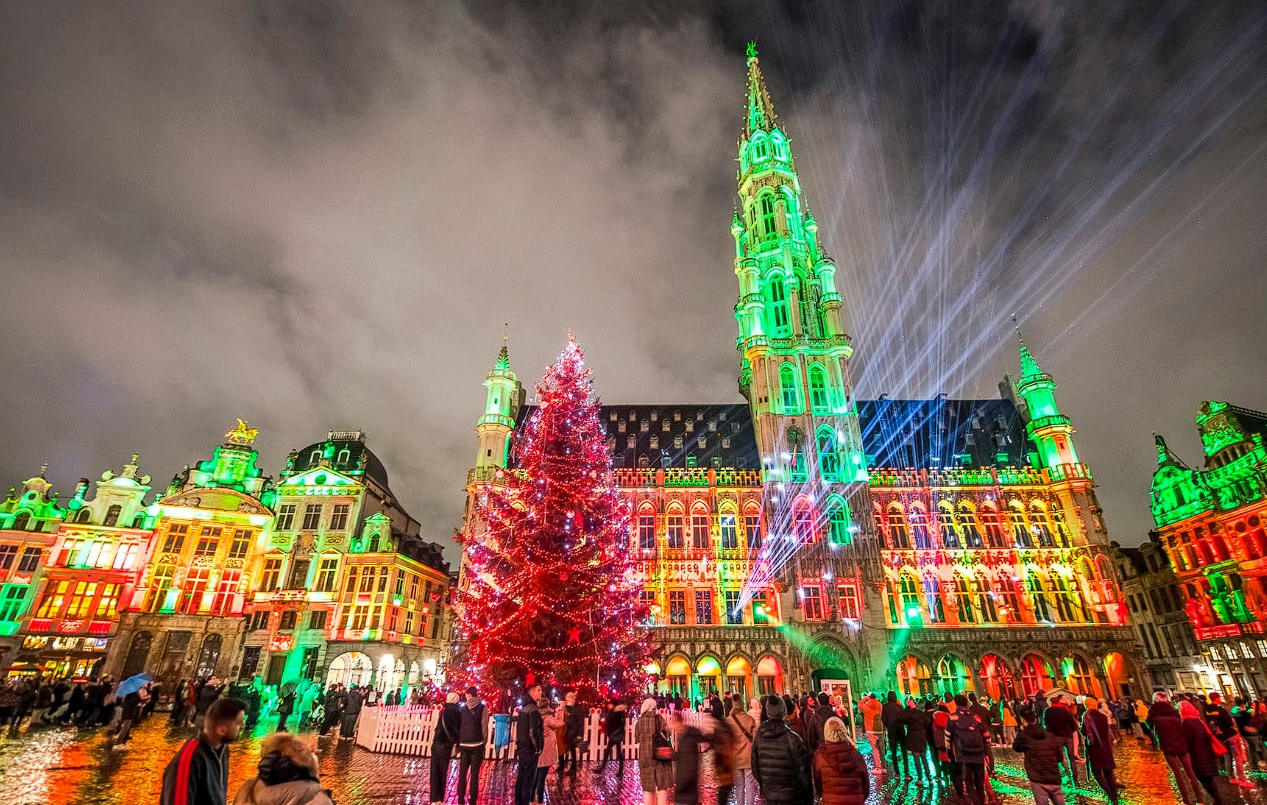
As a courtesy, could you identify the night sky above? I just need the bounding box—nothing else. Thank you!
[1,1,1264,555]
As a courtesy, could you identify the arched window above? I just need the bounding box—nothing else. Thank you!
[666,504,685,550]
[1050,507,1071,547]
[896,656,932,696]
[898,573,922,623]
[768,277,790,334]
[103,505,122,527]
[827,499,851,545]
[1028,571,1052,621]
[910,506,932,550]
[1009,502,1032,548]
[954,574,975,623]
[759,193,777,237]
[786,428,806,482]
[996,573,1022,623]
[779,364,801,413]
[636,504,656,552]
[958,504,983,547]
[974,574,998,623]
[770,131,788,161]
[750,134,769,163]
[744,503,762,550]
[75,509,92,524]
[337,448,351,465]
[793,503,816,544]
[887,505,910,549]
[816,427,840,481]
[981,505,1007,548]
[1029,502,1053,547]
[938,502,959,549]
[691,503,710,550]
[924,574,945,623]
[808,365,829,413]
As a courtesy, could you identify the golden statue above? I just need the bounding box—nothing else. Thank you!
[225,417,259,445]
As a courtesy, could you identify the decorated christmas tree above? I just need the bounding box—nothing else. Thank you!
[454,336,649,698]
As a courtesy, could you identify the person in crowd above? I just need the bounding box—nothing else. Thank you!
[318,685,343,737]
[748,695,764,725]
[898,697,931,782]
[1133,698,1152,744]
[514,684,545,805]
[1013,707,1065,805]
[595,697,628,775]
[232,732,333,805]
[1246,700,1267,771]
[813,716,869,805]
[1081,697,1119,805]
[729,693,758,805]
[160,697,247,805]
[881,691,907,778]
[671,710,705,805]
[1205,692,1252,787]
[1180,700,1225,805]
[275,686,296,733]
[947,694,990,805]
[1149,692,1200,805]
[193,676,223,731]
[456,687,488,805]
[709,698,735,805]
[340,685,364,740]
[112,685,144,749]
[559,690,585,780]
[858,693,884,776]
[1001,699,1018,746]
[751,694,813,805]
[429,691,461,805]
[635,696,673,805]
[1042,695,1081,785]
[535,697,561,805]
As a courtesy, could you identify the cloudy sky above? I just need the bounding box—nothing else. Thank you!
[2,0,1264,555]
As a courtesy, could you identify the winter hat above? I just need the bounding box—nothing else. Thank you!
[1153,691,1170,702]
[765,694,786,720]
[824,717,849,743]
[1179,700,1200,719]
[257,734,320,785]
[640,696,657,714]
[446,692,460,704]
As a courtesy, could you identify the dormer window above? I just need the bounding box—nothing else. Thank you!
[337,448,351,465]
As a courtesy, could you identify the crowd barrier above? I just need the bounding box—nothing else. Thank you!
[354,705,715,758]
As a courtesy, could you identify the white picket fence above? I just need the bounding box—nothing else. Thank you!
[355,705,714,758]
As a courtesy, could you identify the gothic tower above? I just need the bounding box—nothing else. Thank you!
[732,45,881,686]
[475,343,525,476]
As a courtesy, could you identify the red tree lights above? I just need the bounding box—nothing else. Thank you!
[454,337,649,699]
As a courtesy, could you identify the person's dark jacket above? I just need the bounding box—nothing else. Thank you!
[515,699,544,754]
[1182,716,1221,775]
[803,708,823,754]
[195,684,221,715]
[813,740,870,805]
[1203,703,1237,741]
[344,688,364,716]
[458,701,487,745]
[1013,724,1063,785]
[881,699,905,738]
[432,701,462,748]
[750,719,813,805]
[604,704,627,739]
[674,725,705,805]
[276,692,295,716]
[564,702,586,744]
[160,734,230,805]
[948,711,988,764]
[1082,709,1115,769]
[898,707,930,751]
[1148,702,1188,755]
[1043,705,1077,738]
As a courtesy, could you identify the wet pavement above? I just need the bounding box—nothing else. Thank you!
[1,717,1266,805]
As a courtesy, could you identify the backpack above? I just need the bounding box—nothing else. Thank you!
[954,713,987,756]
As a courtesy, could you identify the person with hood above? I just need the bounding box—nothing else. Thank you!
[429,691,462,805]
[751,694,813,805]
[1180,700,1224,805]
[857,693,885,776]
[160,697,247,805]
[1081,697,1119,805]
[898,698,932,781]
[709,698,736,805]
[1012,707,1065,805]
[671,710,705,805]
[635,696,673,805]
[814,716,869,805]
[232,732,334,805]
[1149,693,1200,805]
[595,698,629,775]
[730,694,758,805]
[456,687,488,805]
[948,694,989,805]
[514,684,545,805]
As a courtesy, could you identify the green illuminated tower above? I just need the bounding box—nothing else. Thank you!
[733,45,878,681]
[475,342,525,476]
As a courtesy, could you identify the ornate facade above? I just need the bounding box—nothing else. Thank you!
[1112,533,1203,692]
[1151,401,1267,697]
[458,48,1143,701]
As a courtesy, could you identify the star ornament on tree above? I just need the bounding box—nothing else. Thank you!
[567,627,582,644]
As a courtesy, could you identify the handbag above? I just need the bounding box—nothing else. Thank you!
[652,716,674,761]
[1202,720,1229,756]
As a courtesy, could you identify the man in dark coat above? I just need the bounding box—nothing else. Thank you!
[948,695,989,805]
[159,697,246,805]
[456,687,488,805]
[559,690,586,779]
[275,687,295,732]
[514,684,544,805]
[898,699,932,780]
[1042,696,1081,784]
[1013,708,1065,805]
[339,685,363,739]
[881,691,907,777]
[1149,694,1200,805]
[751,694,813,805]
[672,711,706,805]
[1081,698,1119,805]
[595,699,628,775]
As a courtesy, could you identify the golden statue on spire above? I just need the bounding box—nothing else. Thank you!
[226,418,259,445]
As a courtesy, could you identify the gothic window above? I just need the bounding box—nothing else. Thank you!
[938,501,960,549]
[760,194,777,237]
[887,505,910,549]
[958,503,983,547]
[809,365,829,413]
[1028,571,1052,621]
[954,575,975,623]
[981,505,1007,548]
[827,498,851,545]
[924,574,945,622]
[771,131,788,161]
[1029,502,1054,547]
[744,504,762,550]
[666,505,685,550]
[975,575,998,623]
[787,428,807,481]
[637,506,656,552]
[1009,502,1032,548]
[751,134,769,163]
[801,584,824,620]
[768,277,790,335]
[793,503,816,543]
[910,505,932,550]
[719,508,738,549]
[691,504,710,550]
[103,505,122,527]
[898,572,922,623]
[816,427,840,481]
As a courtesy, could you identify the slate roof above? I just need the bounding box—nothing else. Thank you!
[291,438,391,489]
[512,396,1036,472]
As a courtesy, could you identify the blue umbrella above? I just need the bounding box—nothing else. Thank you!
[115,672,152,699]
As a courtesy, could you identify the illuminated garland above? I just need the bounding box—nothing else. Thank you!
[453,338,650,698]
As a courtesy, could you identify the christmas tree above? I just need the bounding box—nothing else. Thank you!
[454,336,649,698]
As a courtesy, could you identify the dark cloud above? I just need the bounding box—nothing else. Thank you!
[1,0,1263,553]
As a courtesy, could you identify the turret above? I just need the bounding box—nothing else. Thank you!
[1012,320,1081,472]
[475,343,524,471]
